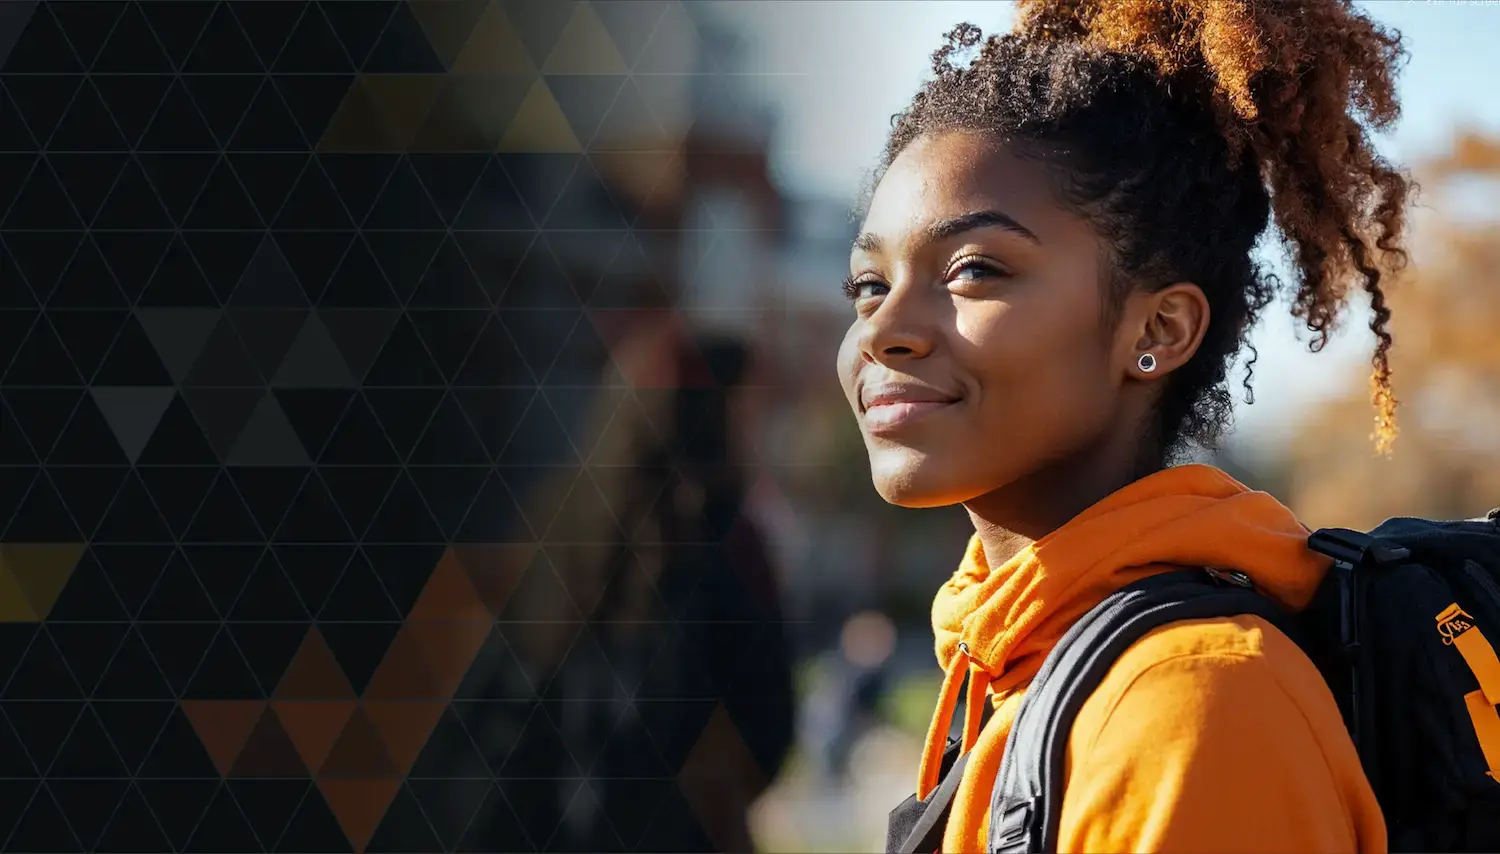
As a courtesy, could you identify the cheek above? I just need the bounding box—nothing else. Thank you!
[836,322,862,404]
[956,286,1117,427]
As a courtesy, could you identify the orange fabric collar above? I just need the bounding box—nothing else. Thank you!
[916,463,1331,800]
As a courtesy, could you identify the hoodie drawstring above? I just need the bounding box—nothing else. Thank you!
[917,642,993,801]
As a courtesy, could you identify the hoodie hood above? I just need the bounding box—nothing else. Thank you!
[915,463,1331,800]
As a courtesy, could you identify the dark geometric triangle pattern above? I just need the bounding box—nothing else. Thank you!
[1,1,795,853]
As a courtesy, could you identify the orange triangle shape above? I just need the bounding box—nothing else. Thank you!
[409,548,491,621]
[452,0,536,73]
[273,700,356,774]
[677,703,769,853]
[363,624,445,700]
[407,0,489,68]
[275,626,356,700]
[318,778,403,854]
[0,560,39,622]
[3,544,85,620]
[364,700,445,775]
[499,79,580,153]
[180,700,266,776]
[542,2,628,74]
[408,620,492,698]
[320,704,399,778]
[451,543,535,616]
[276,627,357,699]
[229,706,309,778]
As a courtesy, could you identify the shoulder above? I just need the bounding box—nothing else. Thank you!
[1055,615,1380,852]
[1073,614,1336,753]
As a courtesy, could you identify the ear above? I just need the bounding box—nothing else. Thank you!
[1118,283,1211,380]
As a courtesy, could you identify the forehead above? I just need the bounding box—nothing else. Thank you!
[860,131,1072,245]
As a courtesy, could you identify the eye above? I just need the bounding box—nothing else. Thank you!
[949,258,1008,283]
[842,276,888,301]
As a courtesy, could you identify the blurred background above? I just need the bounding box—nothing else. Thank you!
[546,2,1500,851]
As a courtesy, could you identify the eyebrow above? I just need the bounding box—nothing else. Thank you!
[852,209,1041,254]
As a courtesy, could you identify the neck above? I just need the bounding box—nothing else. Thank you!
[964,426,1163,568]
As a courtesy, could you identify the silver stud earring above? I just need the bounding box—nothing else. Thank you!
[1137,352,1158,373]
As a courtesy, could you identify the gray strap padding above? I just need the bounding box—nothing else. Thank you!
[895,749,971,854]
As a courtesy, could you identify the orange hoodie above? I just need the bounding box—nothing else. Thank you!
[921,464,1386,853]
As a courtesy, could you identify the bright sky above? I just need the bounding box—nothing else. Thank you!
[712,0,1500,455]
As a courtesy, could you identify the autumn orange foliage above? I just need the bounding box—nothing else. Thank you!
[1288,132,1500,528]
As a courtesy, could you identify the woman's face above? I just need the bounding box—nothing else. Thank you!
[837,131,1135,508]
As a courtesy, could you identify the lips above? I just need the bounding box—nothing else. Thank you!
[860,382,961,434]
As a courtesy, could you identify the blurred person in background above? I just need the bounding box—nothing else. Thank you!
[828,609,894,774]
[456,317,794,853]
[804,610,897,782]
[837,0,1414,851]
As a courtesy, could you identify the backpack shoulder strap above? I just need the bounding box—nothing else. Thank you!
[890,698,997,854]
[987,569,1289,854]
[891,748,971,854]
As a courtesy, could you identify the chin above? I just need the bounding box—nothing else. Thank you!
[867,446,975,509]
[875,483,959,509]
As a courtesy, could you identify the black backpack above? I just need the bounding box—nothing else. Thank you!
[888,511,1500,853]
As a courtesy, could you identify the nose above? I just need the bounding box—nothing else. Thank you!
[858,283,936,365]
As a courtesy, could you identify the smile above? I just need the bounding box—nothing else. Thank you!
[863,399,956,433]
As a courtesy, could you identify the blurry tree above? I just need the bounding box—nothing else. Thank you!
[1287,131,1500,529]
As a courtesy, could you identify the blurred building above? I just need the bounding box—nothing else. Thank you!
[408,4,800,852]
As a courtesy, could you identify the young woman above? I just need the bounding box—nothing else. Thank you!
[837,1,1409,851]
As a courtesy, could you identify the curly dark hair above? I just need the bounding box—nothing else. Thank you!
[869,0,1412,457]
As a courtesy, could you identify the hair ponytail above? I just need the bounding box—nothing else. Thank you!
[1011,0,1411,451]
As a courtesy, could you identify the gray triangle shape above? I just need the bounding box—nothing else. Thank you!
[502,0,574,68]
[227,392,311,466]
[231,234,308,307]
[592,0,667,68]
[0,2,39,70]
[270,312,355,388]
[89,386,176,464]
[181,386,265,462]
[135,307,222,384]
[593,79,664,148]
[319,309,400,381]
